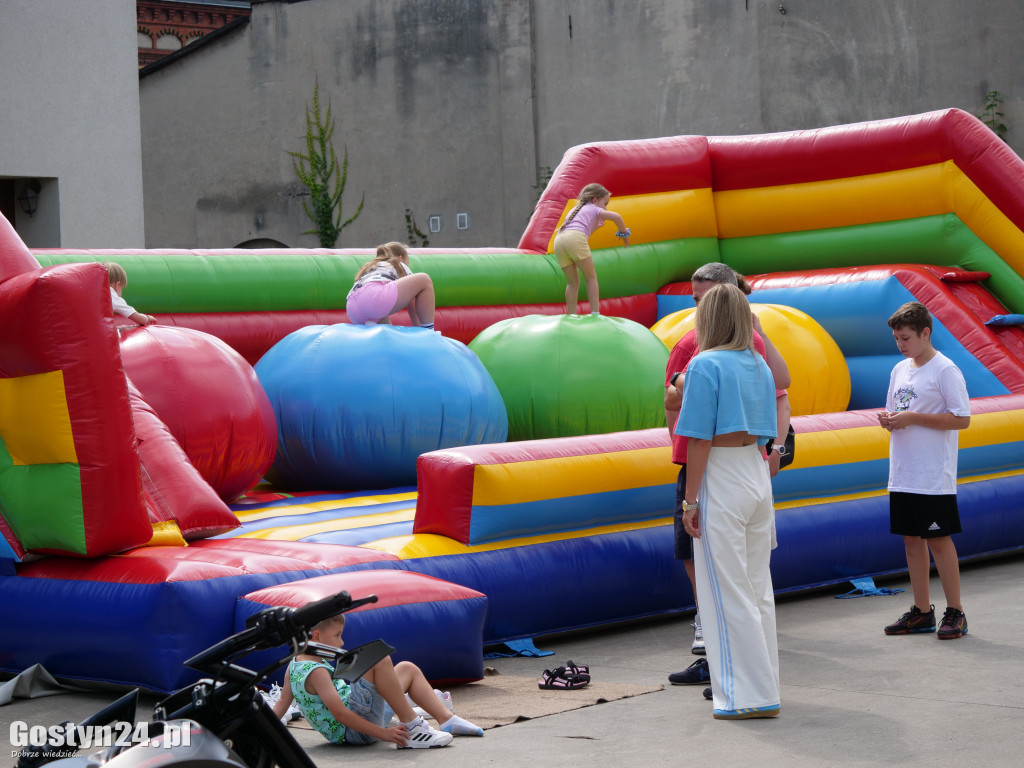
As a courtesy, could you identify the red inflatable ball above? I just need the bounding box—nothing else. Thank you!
[118,326,277,502]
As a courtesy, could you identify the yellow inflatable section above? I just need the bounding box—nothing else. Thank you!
[651,303,851,416]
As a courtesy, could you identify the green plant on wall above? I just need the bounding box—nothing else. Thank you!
[290,79,364,247]
[977,90,1008,142]
[534,165,554,203]
[405,208,429,247]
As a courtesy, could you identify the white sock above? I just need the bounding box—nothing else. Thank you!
[420,322,434,330]
[439,714,483,736]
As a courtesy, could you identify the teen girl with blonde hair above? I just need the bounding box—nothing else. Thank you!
[676,282,781,720]
[346,242,436,329]
[552,183,630,315]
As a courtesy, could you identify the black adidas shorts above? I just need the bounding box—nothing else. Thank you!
[889,491,962,538]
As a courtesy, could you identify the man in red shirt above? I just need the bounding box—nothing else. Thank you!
[664,263,791,689]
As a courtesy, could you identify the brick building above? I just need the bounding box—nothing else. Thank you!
[137,0,250,67]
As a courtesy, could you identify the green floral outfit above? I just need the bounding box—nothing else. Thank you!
[288,659,352,744]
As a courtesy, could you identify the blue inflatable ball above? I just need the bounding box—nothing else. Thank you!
[255,324,507,490]
[469,314,669,441]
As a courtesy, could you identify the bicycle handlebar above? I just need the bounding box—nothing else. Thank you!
[187,591,378,676]
[292,591,377,629]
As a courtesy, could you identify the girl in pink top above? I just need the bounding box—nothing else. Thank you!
[346,242,436,329]
[552,183,630,315]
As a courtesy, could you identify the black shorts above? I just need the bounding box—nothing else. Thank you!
[673,465,692,560]
[890,491,962,538]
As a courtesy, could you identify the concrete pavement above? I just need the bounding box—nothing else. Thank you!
[3,554,1023,767]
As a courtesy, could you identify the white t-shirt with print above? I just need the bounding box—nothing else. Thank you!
[110,287,136,318]
[886,351,970,495]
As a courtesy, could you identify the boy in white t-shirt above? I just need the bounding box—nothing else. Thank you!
[105,262,155,326]
[877,302,971,639]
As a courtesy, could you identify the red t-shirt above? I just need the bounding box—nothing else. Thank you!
[665,329,769,465]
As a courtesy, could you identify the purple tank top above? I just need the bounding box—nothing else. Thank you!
[562,203,604,237]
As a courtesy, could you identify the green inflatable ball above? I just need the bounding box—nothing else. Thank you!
[469,314,670,441]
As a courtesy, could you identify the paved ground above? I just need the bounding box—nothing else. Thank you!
[3,554,1022,767]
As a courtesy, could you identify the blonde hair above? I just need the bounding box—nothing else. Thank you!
[355,241,409,281]
[312,613,345,635]
[559,183,610,231]
[694,283,753,353]
[104,262,127,287]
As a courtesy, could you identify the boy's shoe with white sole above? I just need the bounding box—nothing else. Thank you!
[434,689,455,713]
[393,689,456,726]
[259,684,302,724]
[399,717,452,749]
[692,612,706,655]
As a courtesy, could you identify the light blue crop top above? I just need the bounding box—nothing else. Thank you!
[675,348,777,445]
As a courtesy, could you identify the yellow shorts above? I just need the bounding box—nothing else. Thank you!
[553,229,592,267]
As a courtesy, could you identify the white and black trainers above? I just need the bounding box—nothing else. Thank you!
[434,688,455,714]
[259,684,302,724]
[691,611,706,655]
[399,717,453,749]
[393,689,456,726]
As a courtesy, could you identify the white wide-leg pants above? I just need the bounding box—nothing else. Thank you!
[694,444,780,714]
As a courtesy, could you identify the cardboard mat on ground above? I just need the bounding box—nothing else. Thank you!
[289,671,664,731]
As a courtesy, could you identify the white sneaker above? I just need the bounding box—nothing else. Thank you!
[388,711,425,728]
[399,717,453,749]
[691,612,706,655]
[259,684,303,724]
[399,696,428,722]
[434,689,455,714]
[398,689,453,720]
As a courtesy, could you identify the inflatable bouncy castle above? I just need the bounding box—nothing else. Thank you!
[2,108,1024,691]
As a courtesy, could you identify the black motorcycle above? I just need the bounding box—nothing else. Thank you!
[15,591,392,768]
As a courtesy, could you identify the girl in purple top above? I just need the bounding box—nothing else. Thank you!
[552,183,630,315]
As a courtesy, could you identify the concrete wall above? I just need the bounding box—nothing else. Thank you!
[532,0,1023,150]
[141,0,535,249]
[0,0,144,248]
[140,0,1024,250]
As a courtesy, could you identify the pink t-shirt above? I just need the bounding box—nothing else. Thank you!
[666,329,776,465]
[561,203,605,238]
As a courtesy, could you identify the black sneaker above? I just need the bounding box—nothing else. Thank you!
[884,604,936,635]
[937,607,968,639]
[668,657,710,685]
